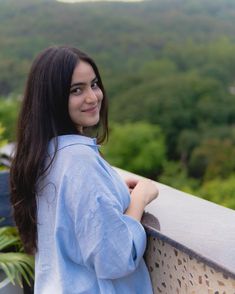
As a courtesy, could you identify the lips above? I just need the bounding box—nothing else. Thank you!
[81,105,98,112]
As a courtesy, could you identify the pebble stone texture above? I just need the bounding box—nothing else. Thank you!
[144,235,235,294]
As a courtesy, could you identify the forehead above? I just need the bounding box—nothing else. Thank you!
[71,60,96,83]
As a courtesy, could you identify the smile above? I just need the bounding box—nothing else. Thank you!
[81,105,98,113]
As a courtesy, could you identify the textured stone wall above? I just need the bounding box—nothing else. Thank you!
[144,236,235,294]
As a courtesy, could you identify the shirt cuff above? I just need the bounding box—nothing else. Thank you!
[121,214,147,264]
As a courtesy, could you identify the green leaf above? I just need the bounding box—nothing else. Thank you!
[0,252,34,286]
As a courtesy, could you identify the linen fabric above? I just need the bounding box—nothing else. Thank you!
[34,134,153,294]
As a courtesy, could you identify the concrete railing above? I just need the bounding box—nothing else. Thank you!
[1,169,235,293]
[115,168,235,294]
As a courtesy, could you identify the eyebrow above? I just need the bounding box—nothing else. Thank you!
[70,77,98,89]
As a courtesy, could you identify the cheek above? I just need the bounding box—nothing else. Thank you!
[69,96,82,112]
[68,97,80,121]
[68,98,74,117]
[98,90,104,102]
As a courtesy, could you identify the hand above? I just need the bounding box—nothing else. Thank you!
[131,179,159,206]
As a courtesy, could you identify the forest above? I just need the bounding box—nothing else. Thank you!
[0,0,235,209]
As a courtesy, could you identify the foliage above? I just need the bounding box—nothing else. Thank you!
[189,139,235,180]
[110,70,235,159]
[1,0,235,95]
[196,175,235,210]
[0,226,34,287]
[102,122,166,179]
[159,161,199,193]
[0,96,20,141]
[0,0,235,209]
[0,124,7,148]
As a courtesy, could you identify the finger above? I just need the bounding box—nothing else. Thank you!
[125,178,138,188]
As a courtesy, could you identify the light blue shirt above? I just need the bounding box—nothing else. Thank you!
[35,135,153,294]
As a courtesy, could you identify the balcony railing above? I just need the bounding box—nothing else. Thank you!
[115,167,235,294]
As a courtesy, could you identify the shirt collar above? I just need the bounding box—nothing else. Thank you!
[48,134,98,154]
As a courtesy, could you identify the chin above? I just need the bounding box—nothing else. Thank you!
[84,118,100,128]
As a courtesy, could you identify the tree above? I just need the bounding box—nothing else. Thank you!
[159,161,199,193]
[197,175,235,210]
[102,122,166,179]
[188,139,235,180]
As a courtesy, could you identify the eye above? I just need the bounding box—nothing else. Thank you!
[91,80,99,89]
[70,87,82,95]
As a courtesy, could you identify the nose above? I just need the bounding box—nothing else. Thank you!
[85,87,98,103]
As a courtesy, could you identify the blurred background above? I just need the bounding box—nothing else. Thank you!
[0,0,235,209]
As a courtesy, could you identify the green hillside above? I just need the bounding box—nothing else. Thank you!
[1,0,235,209]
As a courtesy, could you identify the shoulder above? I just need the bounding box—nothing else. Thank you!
[59,142,98,161]
[58,144,101,175]
[47,135,123,191]
[49,134,100,166]
[44,135,108,183]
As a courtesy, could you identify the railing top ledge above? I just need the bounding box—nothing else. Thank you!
[115,167,235,279]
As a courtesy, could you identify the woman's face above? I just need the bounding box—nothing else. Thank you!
[68,60,103,132]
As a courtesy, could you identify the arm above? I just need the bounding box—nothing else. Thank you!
[75,194,147,279]
[66,152,158,279]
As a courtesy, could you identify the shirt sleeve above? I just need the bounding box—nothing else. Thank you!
[66,154,147,280]
[77,195,146,279]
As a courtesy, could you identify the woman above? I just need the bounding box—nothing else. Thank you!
[10,46,158,293]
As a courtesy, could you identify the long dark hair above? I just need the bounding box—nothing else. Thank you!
[10,46,108,254]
